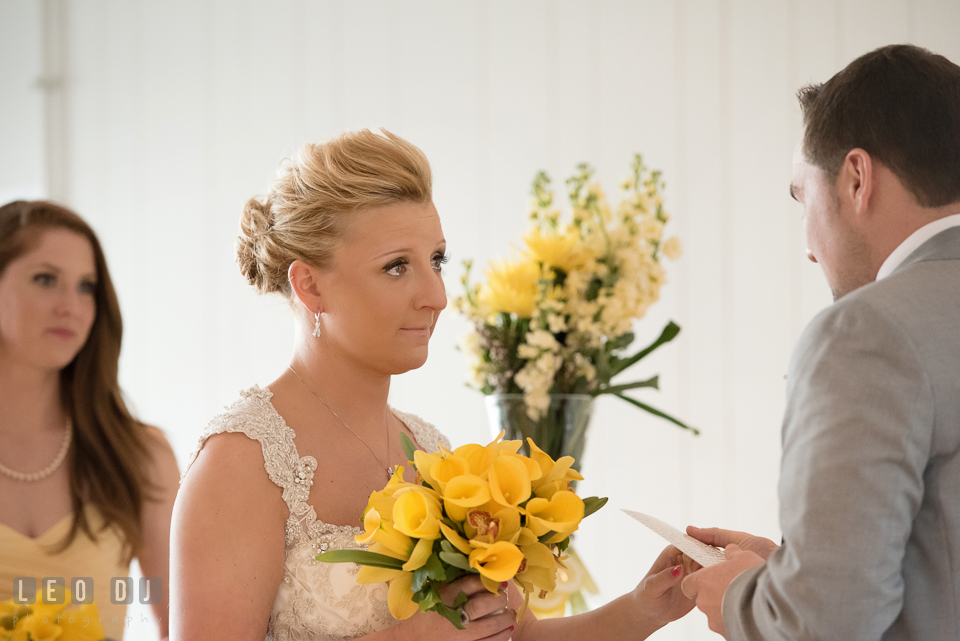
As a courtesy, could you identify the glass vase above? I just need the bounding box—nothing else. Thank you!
[484,394,595,472]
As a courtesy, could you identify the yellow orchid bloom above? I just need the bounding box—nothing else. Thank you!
[439,522,475,556]
[387,573,420,620]
[469,541,524,585]
[488,455,532,509]
[524,491,585,543]
[392,487,443,540]
[517,542,559,593]
[464,506,521,547]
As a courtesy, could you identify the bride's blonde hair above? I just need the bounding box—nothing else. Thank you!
[237,128,432,296]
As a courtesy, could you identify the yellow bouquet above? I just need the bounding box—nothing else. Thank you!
[317,432,607,628]
[0,590,107,641]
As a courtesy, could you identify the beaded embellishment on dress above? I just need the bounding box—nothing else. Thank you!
[182,386,451,641]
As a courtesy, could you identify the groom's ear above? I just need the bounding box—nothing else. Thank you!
[288,260,324,314]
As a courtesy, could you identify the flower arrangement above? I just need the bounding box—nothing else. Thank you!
[0,590,107,641]
[316,432,606,628]
[454,156,695,432]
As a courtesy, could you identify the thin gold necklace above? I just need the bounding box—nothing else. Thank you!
[287,366,394,480]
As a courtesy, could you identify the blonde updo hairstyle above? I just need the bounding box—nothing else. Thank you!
[237,128,433,298]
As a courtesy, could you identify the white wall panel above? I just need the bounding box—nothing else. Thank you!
[4,1,959,638]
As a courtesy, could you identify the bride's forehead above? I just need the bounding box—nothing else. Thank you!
[344,202,443,245]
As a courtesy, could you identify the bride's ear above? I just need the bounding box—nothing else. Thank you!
[288,260,324,315]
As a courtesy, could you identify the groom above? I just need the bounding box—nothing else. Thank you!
[681,44,960,639]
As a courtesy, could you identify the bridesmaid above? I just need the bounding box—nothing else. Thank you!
[0,200,180,641]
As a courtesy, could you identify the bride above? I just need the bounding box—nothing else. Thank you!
[170,129,694,641]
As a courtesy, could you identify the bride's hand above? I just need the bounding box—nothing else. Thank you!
[392,575,515,641]
[631,545,697,630]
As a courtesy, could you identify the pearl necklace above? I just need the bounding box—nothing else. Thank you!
[287,366,395,480]
[0,420,73,482]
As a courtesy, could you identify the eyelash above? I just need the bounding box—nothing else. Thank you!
[384,253,450,276]
[33,273,97,295]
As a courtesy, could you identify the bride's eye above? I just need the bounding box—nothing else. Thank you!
[384,259,408,276]
[431,252,450,273]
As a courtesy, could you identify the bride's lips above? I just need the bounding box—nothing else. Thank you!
[400,327,431,337]
[47,327,77,339]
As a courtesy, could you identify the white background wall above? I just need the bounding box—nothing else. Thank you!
[3,1,960,639]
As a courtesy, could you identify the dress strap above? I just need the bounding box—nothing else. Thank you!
[181,386,317,523]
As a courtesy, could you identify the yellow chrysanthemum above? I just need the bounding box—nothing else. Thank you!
[523,229,584,272]
[482,258,540,318]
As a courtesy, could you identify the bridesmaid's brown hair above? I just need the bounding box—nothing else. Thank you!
[0,200,151,562]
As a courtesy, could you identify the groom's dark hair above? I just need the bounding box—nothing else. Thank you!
[798,44,960,208]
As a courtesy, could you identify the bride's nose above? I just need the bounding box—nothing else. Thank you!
[415,267,447,312]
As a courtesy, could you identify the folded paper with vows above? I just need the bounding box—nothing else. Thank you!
[622,509,727,567]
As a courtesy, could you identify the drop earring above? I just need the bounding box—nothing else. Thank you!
[313,312,322,338]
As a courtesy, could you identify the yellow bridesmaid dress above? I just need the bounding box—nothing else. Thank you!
[0,504,131,640]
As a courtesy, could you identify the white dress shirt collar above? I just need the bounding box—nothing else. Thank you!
[876,213,960,280]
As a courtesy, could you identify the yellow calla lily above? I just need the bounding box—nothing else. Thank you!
[355,506,383,544]
[524,491,584,543]
[413,450,442,490]
[488,455,532,508]
[354,515,415,560]
[401,537,435,572]
[442,474,491,508]
[387,573,420,620]
[356,566,405,585]
[430,448,471,492]
[18,617,61,641]
[469,541,525,584]
[392,488,443,540]
[453,443,491,477]
[58,603,107,641]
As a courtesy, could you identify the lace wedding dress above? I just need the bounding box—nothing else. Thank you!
[182,386,451,641]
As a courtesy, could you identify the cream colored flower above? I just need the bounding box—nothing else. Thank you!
[662,237,682,260]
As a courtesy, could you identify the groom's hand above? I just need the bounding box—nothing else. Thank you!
[686,525,779,560]
[680,545,765,636]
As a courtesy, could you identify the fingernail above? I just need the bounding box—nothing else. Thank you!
[672,565,682,577]
[510,626,515,631]
[501,581,509,588]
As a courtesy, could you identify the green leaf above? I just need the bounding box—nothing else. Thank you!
[594,375,659,397]
[435,603,466,630]
[582,496,608,518]
[613,393,700,435]
[400,432,418,464]
[423,553,447,581]
[439,550,473,571]
[538,530,559,544]
[611,321,681,376]
[556,537,570,553]
[412,566,430,593]
[315,550,405,569]
[453,590,469,608]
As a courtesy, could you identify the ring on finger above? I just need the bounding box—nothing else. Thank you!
[458,605,470,626]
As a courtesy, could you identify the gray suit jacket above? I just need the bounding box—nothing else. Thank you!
[723,226,960,640]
